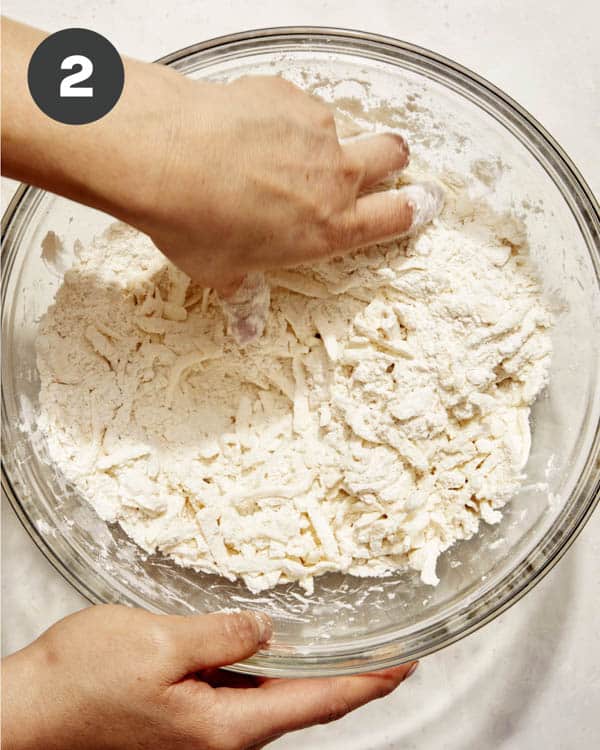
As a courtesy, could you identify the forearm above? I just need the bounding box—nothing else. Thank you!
[0,17,181,226]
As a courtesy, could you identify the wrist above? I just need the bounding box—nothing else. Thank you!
[76,59,188,230]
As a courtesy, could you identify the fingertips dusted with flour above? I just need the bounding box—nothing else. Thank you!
[397,181,446,233]
[218,272,271,346]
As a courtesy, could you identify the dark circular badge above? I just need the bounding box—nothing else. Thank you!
[28,28,124,125]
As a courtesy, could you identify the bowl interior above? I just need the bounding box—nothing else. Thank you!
[3,32,599,676]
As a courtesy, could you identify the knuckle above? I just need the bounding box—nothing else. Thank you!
[341,158,364,185]
[314,198,336,228]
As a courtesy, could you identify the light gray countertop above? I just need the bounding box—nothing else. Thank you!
[2,2,599,748]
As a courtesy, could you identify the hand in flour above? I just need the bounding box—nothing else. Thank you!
[1,18,438,295]
[3,18,444,344]
[2,605,417,750]
[140,74,417,291]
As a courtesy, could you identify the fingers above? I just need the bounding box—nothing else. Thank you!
[396,181,446,231]
[218,272,271,346]
[333,180,445,250]
[342,132,409,188]
[216,275,245,298]
[216,662,418,745]
[167,611,272,674]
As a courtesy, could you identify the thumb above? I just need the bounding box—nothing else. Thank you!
[166,610,272,674]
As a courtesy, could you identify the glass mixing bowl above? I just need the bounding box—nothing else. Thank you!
[2,28,599,677]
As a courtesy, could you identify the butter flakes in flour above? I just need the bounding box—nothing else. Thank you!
[36,186,552,594]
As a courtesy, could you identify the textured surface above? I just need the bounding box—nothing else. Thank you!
[35,198,551,594]
[2,2,599,749]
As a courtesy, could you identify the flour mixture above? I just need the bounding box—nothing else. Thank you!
[36,181,552,594]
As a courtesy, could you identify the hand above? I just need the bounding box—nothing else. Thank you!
[2,605,417,750]
[3,20,442,294]
[1,18,414,292]
[138,73,413,291]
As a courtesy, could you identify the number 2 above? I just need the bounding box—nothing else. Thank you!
[60,55,94,98]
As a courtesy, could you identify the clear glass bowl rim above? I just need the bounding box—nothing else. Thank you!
[2,27,599,677]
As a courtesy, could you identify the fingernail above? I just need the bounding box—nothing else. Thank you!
[403,661,419,681]
[252,611,273,644]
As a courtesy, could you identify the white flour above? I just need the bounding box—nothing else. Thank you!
[36,180,552,594]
